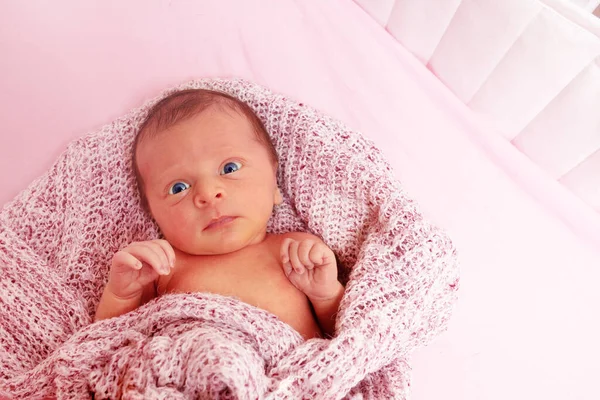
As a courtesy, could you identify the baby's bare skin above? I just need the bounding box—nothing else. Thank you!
[156,233,322,340]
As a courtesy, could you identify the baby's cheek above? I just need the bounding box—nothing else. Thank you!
[157,210,189,237]
[242,187,273,213]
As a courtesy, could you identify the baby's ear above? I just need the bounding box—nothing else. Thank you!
[273,187,283,206]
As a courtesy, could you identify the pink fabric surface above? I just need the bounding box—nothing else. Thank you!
[1,1,600,399]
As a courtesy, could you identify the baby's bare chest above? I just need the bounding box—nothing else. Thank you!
[158,238,320,338]
[165,247,293,304]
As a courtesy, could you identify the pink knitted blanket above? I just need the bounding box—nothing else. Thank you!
[0,79,459,399]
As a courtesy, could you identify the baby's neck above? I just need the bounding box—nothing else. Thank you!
[173,232,275,260]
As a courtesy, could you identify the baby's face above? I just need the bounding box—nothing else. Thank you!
[136,106,282,255]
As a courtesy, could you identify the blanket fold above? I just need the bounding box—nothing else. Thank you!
[0,78,459,399]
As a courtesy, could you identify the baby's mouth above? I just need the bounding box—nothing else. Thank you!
[203,216,237,231]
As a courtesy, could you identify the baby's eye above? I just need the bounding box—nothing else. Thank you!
[168,181,191,195]
[220,161,242,175]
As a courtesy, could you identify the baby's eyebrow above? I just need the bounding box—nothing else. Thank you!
[154,167,183,186]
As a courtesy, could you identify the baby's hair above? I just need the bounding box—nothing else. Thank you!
[132,88,279,210]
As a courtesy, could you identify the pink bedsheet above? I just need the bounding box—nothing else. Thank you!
[1,1,599,399]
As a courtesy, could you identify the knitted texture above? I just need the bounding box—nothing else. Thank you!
[0,78,459,399]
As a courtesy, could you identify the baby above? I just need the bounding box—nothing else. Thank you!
[94,89,344,339]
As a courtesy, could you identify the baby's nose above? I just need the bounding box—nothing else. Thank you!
[194,186,225,206]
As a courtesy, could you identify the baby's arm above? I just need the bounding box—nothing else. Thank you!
[309,282,345,337]
[95,281,156,321]
[94,240,175,321]
[280,234,344,337]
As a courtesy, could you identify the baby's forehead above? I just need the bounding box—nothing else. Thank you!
[135,96,276,166]
[143,116,260,155]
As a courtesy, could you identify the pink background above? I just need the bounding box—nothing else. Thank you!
[2,1,600,399]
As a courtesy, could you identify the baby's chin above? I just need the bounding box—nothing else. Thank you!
[165,225,269,256]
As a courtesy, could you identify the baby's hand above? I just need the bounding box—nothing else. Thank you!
[280,237,339,302]
[106,239,175,300]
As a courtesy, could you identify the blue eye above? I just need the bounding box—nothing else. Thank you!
[221,161,242,175]
[168,181,190,195]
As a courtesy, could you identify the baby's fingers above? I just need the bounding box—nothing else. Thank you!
[280,238,306,275]
[287,240,306,275]
[280,238,292,264]
[112,250,143,271]
[297,240,316,269]
[109,249,160,297]
[308,242,333,266]
[151,239,176,268]
[280,238,294,277]
[125,243,170,276]
[137,240,171,275]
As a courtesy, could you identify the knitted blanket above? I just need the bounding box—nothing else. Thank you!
[0,79,459,399]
